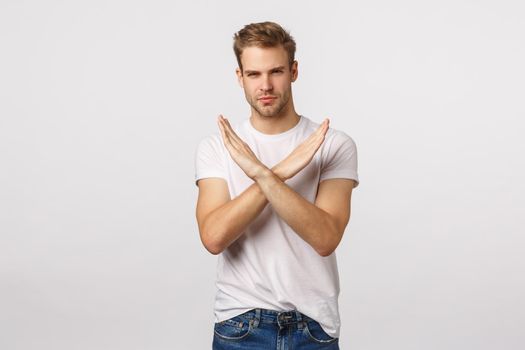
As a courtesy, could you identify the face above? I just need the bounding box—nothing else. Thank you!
[236,46,298,118]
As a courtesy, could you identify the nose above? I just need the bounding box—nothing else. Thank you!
[260,74,273,92]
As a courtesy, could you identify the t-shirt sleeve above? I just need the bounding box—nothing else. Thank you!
[194,134,227,186]
[319,130,359,188]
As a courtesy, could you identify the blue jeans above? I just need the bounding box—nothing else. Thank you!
[212,308,340,349]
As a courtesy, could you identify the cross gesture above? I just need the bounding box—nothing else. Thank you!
[217,115,330,181]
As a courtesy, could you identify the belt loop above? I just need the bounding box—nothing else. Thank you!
[252,308,261,328]
[296,310,303,330]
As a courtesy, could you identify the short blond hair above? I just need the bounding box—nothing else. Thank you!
[233,21,296,73]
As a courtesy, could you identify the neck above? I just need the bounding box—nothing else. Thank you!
[249,101,300,135]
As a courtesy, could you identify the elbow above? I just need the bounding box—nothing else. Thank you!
[314,235,338,257]
[315,220,343,257]
[200,226,226,255]
[316,245,336,257]
[317,233,343,256]
[204,243,223,255]
[201,233,225,255]
[198,216,224,255]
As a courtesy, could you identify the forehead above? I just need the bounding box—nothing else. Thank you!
[240,46,289,71]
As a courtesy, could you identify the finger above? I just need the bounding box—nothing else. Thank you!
[301,122,325,147]
[316,118,329,134]
[317,118,329,136]
[219,117,239,148]
[224,118,242,141]
[312,118,329,145]
[319,118,329,140]
[217,115,234,148]
[219,117,247,158]
[221,117,246,149]
[311,118,329,141]
[217,115,226,138]
[312,123,328,149]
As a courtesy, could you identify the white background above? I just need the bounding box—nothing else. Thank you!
[1,0,524,349]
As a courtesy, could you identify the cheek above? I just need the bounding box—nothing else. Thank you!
[277,76,292,88]
[244,86,257,100]
[242,81,255,92]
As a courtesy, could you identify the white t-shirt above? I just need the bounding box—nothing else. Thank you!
[194,115,359,338]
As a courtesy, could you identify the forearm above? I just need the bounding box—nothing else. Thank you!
[202,182,267,254]
[202,168,285,254]
[254,170,339,256]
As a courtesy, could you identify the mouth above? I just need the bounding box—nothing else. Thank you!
[258,96,277,103]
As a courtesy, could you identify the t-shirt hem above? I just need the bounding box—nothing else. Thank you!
[319,171,359,188]
[195,173,227,185]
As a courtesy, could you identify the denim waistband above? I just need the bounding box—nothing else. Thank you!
[240,308,313,329]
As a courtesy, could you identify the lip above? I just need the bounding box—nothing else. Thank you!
[258,96,276,102]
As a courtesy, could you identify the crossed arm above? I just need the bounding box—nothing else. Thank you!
[196,116,355,256]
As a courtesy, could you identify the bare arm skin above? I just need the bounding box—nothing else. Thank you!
[196,170,283,255]
[196,180,263,255]
[196,115,354,256]
[254,171,355,256]
[196,115,327,255]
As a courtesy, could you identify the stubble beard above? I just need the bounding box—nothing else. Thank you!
[247,91,291,118]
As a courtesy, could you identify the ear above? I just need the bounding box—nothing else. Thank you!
[236,67,244,88]
[291,60,298,82]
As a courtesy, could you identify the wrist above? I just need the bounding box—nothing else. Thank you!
[271,165,288,182]
[252,164,272,180]
[253,166,275,182]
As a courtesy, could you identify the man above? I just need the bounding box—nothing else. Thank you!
[195,21,359,349]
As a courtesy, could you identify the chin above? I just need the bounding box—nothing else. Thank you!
[258,109,279,118]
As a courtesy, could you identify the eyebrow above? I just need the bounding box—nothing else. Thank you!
[244,66,286,74]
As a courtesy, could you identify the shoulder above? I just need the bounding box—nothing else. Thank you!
[301,116,357,146]
[196,118,248,157]
[197,132,222,149]
[195,131,226,163]
[326,128,357,150]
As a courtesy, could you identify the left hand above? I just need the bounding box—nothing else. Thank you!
[217,115,269,180]
[272,118,329,181]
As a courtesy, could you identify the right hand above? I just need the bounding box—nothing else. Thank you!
[272,118,330,181]
[217,115,269,180]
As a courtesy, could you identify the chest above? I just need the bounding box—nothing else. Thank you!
[225,137,321,202]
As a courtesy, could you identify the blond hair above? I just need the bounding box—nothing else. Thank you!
[233,21,296,72]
